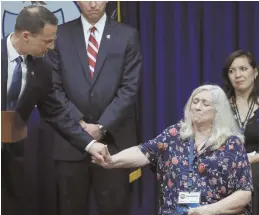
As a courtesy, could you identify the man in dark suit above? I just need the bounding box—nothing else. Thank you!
[46,1,142,215]
[1,5,106,215]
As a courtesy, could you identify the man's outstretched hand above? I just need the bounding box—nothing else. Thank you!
[91,145,113,168]
[88,142,106,162]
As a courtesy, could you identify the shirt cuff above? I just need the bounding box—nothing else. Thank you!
[85,140,97,152]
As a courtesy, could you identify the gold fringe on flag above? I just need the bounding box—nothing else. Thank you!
[117,1,121,22]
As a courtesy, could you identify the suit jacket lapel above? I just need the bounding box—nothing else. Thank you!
[70,18,92,85]
[92,18,115,85]
[1,38,8,110]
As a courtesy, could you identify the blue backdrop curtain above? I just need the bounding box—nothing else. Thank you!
[15,2,259,215]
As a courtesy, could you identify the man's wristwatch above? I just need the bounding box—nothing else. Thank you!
[98,124,107,136]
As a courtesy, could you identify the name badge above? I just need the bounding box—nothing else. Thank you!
[178,192,201,204]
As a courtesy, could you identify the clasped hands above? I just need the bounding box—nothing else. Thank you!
[79,120,102,141]
[79,120,111,167]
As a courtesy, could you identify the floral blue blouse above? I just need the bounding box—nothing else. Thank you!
[138,123,253,215]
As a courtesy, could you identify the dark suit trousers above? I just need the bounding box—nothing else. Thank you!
[55,144,131,215]
[1,141,27,215]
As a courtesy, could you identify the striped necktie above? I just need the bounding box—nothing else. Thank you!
[87,26,99,78]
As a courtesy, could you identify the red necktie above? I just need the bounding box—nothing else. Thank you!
[87,26,99,78]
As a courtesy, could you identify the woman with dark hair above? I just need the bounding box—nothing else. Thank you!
[222,50,259,215]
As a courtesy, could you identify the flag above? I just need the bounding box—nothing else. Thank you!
[106,1,121,22]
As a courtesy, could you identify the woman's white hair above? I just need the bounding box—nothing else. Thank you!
[180,84,244,150]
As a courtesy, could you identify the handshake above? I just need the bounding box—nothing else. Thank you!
[79,120,113,168]
[89,142,113,168]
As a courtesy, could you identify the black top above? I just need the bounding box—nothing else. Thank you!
[244,108,259,153]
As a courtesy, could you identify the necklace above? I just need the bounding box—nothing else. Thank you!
[232,99,255,133]
[194,136,210,151]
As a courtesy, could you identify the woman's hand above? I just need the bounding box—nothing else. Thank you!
[91,145,113,168]
[188,205,217,215]
[248,154,259,164]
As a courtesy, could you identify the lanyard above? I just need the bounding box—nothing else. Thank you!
[232,100,255,133]
[188,139,195,192]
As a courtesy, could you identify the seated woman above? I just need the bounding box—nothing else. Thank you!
[222,50,259,215]
[92,85,253,215]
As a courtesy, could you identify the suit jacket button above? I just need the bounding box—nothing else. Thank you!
[89,115,93,120]
[90,92,94,97]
